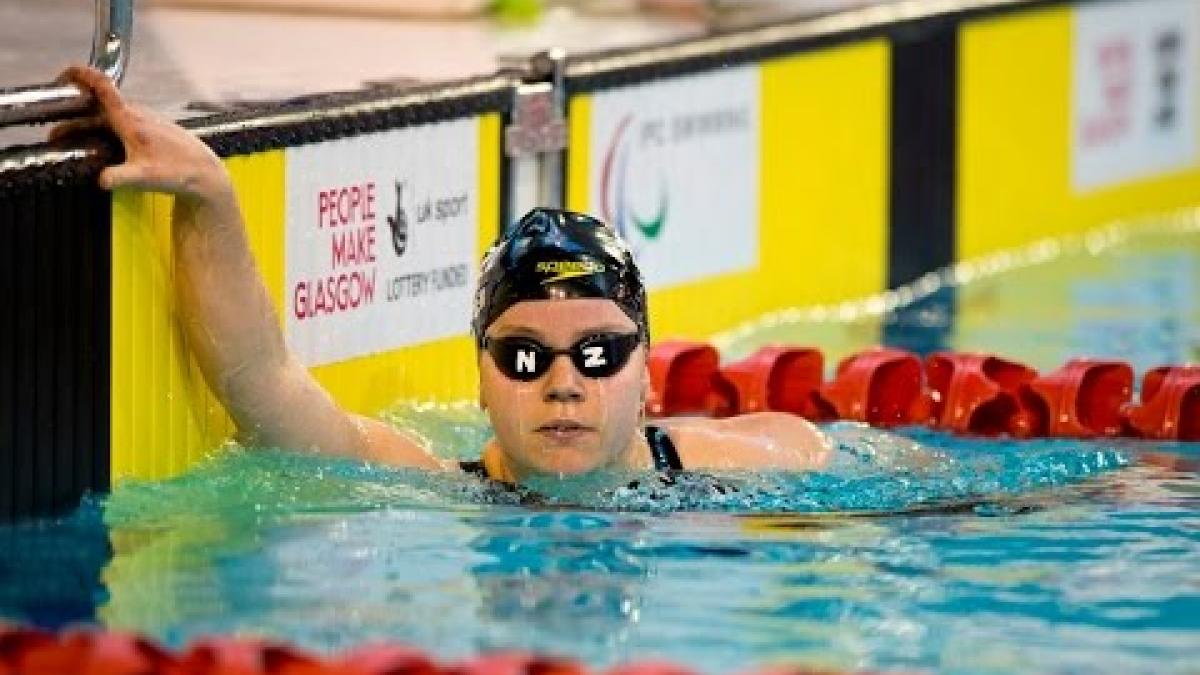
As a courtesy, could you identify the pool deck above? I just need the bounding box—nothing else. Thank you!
[1,0,882,147]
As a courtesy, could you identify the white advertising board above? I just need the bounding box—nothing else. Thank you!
[1072,0,1199,192]
[285,119,479,366]
[587,65,760,290]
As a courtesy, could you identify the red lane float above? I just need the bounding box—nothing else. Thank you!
[816,349,925,428]
[448,653,588,675]
[173,637,327,675]
[1023,359,1134,438]
[333,645,439,675]
[1122,365,1200,441]
[0,628,171,675]
[646,341,733,418]
[717,346,825,418]
[607,664,696,675]
[921,352,1039,437]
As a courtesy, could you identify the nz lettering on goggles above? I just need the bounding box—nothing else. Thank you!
[482,333,641,382]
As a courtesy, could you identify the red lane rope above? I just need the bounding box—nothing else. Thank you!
[648,343,1200,442]
[0,626,890,675]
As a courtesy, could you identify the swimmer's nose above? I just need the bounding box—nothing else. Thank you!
[543,353,585,403]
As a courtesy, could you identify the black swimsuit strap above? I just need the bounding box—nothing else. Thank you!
[645,425,682,471]
[459,459,490,479]
[462,426,681,479]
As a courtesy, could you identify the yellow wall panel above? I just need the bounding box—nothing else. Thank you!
[959,8,1072,260]
[478,113,503,259]
[567,96,592,216]
[110,151,285,484]
[959,6,1200,260]
[759,40,890,313]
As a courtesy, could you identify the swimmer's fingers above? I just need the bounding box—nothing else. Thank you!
[57,66,133,131]
[57,65,158,155]
[47,115,107,144]
[97,163,150,192]
[98,153,212,194]
[107,132,227,199]
[59,65,228,199]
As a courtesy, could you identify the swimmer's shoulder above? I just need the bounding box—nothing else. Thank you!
[657,412,833,471]
[353,415,451,471]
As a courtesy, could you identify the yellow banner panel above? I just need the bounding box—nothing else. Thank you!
[958,5,1200,260]
[758,40,890,313]
[567,41,889,340]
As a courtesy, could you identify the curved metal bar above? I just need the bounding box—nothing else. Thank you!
[0,0,133,127]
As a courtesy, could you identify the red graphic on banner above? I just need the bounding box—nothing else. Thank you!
[1082,36,1134,148]
[294,182,379,320]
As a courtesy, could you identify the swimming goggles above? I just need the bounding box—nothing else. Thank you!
[481,333,641,382]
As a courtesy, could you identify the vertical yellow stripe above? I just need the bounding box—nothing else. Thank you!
[759,40,890,307]
[235,151,287,317]
[958,8,1073,259]
[109,189,140,482]
[150,192,170,480]
[478,113,502,256]
[566,95,592,213]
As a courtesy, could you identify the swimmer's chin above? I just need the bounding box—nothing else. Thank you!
[516,442,613,477]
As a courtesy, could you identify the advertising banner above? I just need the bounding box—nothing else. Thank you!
[585,65,760,290]
[1073,0,1199,192]
[285,119,479,366]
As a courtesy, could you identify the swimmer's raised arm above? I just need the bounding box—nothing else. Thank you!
[59,66,440,470]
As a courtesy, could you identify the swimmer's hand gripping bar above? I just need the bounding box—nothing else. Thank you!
[0,0,132,127]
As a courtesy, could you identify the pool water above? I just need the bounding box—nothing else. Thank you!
[1,220,1198,673]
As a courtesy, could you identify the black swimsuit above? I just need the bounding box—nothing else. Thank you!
[459,425,681,481]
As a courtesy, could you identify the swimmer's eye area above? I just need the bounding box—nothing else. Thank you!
[482,333,641,381]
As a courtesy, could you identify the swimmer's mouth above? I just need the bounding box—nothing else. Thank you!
[536,420,594,433]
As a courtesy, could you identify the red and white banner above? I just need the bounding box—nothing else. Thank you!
[1072,0,1199,192]
[285,119,479,367]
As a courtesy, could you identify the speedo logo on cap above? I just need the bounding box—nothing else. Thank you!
[535,260,606,285]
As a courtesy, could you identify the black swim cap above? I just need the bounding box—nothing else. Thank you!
[472,208,649,346]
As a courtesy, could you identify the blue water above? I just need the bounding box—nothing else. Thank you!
[1,223,1198,673]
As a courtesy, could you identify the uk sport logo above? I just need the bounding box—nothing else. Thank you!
[387,181,409,257]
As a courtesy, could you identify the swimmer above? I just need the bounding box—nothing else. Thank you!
[57,65,833,485]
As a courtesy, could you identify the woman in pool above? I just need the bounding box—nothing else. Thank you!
[60,65,833,484]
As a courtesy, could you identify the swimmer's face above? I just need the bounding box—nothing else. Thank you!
[479,298,648,477]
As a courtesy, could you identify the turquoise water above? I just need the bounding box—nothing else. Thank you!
[1,222,1198,673]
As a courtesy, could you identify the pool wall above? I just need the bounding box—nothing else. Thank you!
[1,0,1198,519]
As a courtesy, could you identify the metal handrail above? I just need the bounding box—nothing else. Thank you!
[0,0,133,127]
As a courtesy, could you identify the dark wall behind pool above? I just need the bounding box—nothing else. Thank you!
[886,19,958,354]
[0,170,110,522]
